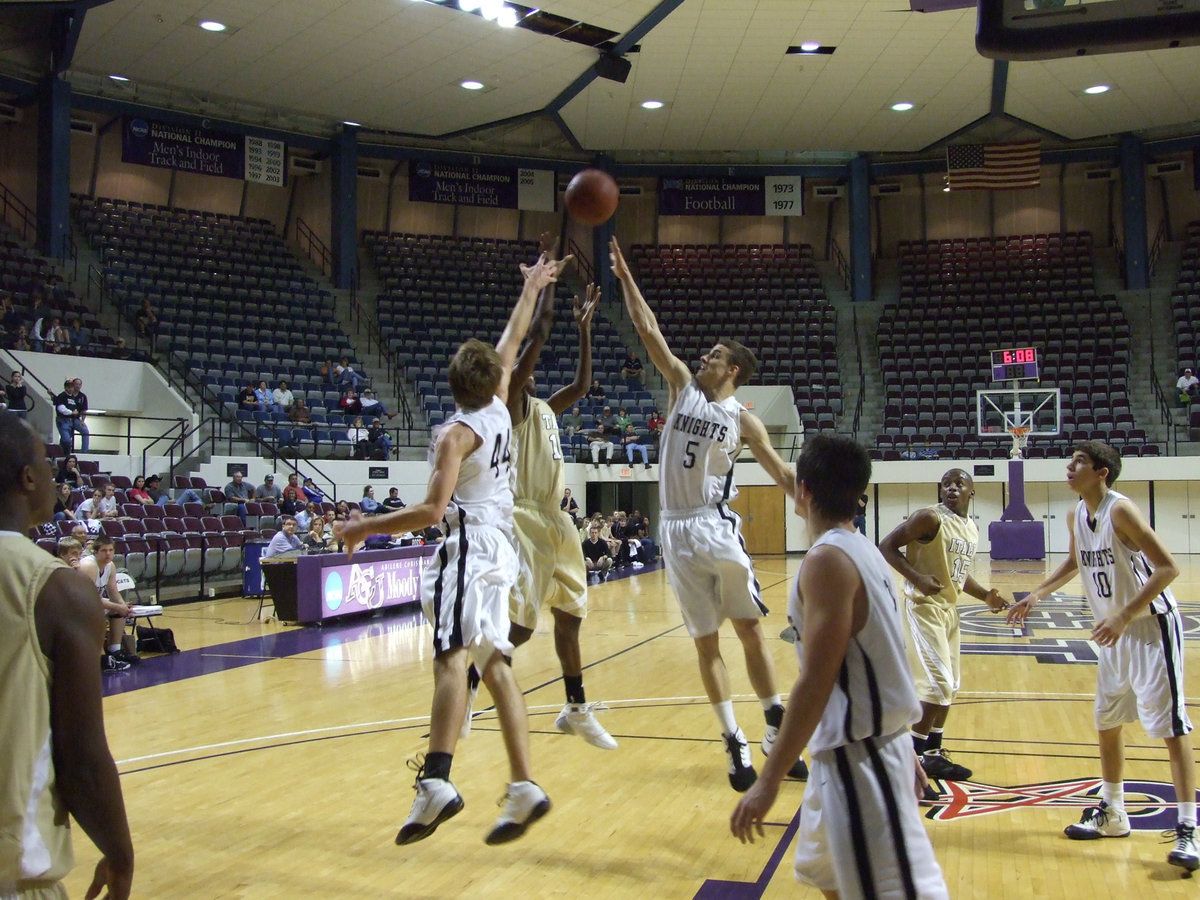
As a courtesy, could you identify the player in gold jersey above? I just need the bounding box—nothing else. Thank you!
[880,468,1008,795]
[500,255,618,750]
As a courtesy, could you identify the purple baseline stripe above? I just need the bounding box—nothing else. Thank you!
[102,603,425,696]
[693,805,802,899]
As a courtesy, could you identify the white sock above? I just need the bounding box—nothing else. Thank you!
[759,695,782,712]
[108,643,121,653]
[1101,781,1124,812]
[1179,802,1197,828]
[713,700,738,735]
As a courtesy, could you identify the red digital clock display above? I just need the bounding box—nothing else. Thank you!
[990,347,1039,381]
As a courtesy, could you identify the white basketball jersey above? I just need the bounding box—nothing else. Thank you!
[1073,489,1176,622]
[791,528,921,753]
[660,381,743,511]
[432,396,514,531]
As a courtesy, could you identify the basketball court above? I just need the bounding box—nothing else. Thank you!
[66,553,1200,898]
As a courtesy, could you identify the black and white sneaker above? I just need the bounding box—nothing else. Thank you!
[761,724,808,780]
[920,748,972,781]
[1064,802,1130,840]
[112,649,141,666]
[1166,823,1200,871]
[101,653,131,673]
[486,781,551,845]
[396,758,464,845]
[723,729,757,792]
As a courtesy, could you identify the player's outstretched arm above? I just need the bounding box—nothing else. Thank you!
[334,424,475,556]
[739,410,797,501]
[609,237,691,397]
[731,544,857,844]
[506,236,561,424]
[879,510,944,597]
[1092,499,1180,644]
[36,569,134,900]
[1007,524,1078,625]
[547,284,600,416]
[496,252,572,402]
[963,576,1010,613]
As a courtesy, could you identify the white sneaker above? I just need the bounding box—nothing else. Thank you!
[395,776,464,845]
[762,721,808,780]
[555,702,617,750]
[485,781,551,845]
[1167,823,1200,872]
[723,728,757,792]
[1064,802,1130,839]
[460,664,481,740]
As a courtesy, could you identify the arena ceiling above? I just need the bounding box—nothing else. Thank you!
[4,0,1200,165]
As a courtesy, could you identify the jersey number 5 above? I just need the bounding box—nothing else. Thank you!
[682,439,699,468]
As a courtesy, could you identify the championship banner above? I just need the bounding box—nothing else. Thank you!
[121,116,286,186]
[658,175,803,216]
[408,160,556,211]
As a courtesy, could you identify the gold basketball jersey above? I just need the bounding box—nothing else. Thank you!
[903,503,978,607]
[513,395,565,508]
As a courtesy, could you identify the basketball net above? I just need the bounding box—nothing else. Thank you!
[1008,427,1030,460]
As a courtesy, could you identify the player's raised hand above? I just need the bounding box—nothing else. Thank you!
[574,283,600,331]
[537,231,558,260]
[609,237,631,280]
[1005,591,1040,626]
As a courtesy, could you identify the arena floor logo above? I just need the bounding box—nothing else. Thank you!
[925,778,1181,831]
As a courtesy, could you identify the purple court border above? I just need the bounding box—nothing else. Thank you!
[103,561,663,696]
[693,806,802,898]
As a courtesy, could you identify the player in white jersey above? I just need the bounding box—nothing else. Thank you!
[1008,440,1197,872]
[503,266,617,751]
[337,251,570,847]
[610,237,807,791]
[732,435,949,899]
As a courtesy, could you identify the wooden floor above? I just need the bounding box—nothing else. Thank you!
[64,554,1200,898]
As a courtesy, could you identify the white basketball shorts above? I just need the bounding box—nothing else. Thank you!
[1095,610,1192,738]
[422,521,517,668]
[659,504,765,638]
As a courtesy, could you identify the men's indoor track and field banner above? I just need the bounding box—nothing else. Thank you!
[658,175,804,216]
[121,116,287,187]
[408,160,556,211]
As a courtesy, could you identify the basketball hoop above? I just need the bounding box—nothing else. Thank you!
[1008,427,1031,460]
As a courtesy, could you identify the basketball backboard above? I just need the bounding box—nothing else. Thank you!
[977,0,1200,60]
[976,386,1061,437]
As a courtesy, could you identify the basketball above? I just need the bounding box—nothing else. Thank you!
[564,168,619,226]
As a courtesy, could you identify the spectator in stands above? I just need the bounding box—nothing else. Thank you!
[1179,368,1199,406]
[615,407,632,431]
[320,358,335,385]
[111,337,133,360]
[71,523,94,555]
[280,485,304,516]
[335,356,368,391]
[339,388,363,418]
[144,473,204,507]
[854,492,868,536]
[237,381,259,412]
[348,416,372,459]
[286,473,301,492]
[918,441,939,460]
[97,483,120,519]
[367,417,393,458]
[288,395,312,424]
[0,292,17,330]
[5,371,27,419]
[55,455,80,487]
[295,500,317,532]
[0,413,134,897]
[360,388,394,420]
[379,488,405,513]
[582,523,613,577]
[223,470,252,524]
[264,517,305,558]
[586,379,607,407]
[563,405,586,450]
[127,475,153,506]
[54,378,89,454]
[301,477,326,503]
[304,514,328,550]
[134,299,157,337]
[11,325,31,351]
[335,500,352,520]
[51,321,71,354]
[76,487,104,522]
[622,423,651,469]
[255,473,282,502]
[255,380,278,414]
[78,534,139,670]
[30,290,52,327]
[900,442,919,460]
[589,420,616,467]
[609,512,634,567]
[69,317,90,351]
[53,482,77,522]
[273,380,294,412]
[360,485,381,515]
[647,408,666,441]
[32,314,57,352]
[621,350,644,382]
[597,406,616,431]
[56,536,83,570]
[560,488,580,526]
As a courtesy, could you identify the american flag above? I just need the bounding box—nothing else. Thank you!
[946,140,1041,190]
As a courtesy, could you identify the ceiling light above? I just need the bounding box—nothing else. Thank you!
[458,0,481,10]
[641,100,664,109]
[461,80,485,90]
[799,42,820,52]
[198,20,227,32]
[891,102,914,111]
[343,120,361,127]
[1084,84,1110,94]
[480,0,503,20]
[108,74,129,82]
[497,6,518,27]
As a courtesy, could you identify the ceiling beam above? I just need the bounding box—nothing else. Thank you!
[990,59,1007,116]
[51,8,85,74]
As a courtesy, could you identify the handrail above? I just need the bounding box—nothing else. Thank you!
[850,306,865,438]
[0,178,36,244]
[295,216,332,276]
[830,238,851,291]
[1151,376,1178,455]
[566,237,593,287]
[1148,218,1167,278]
